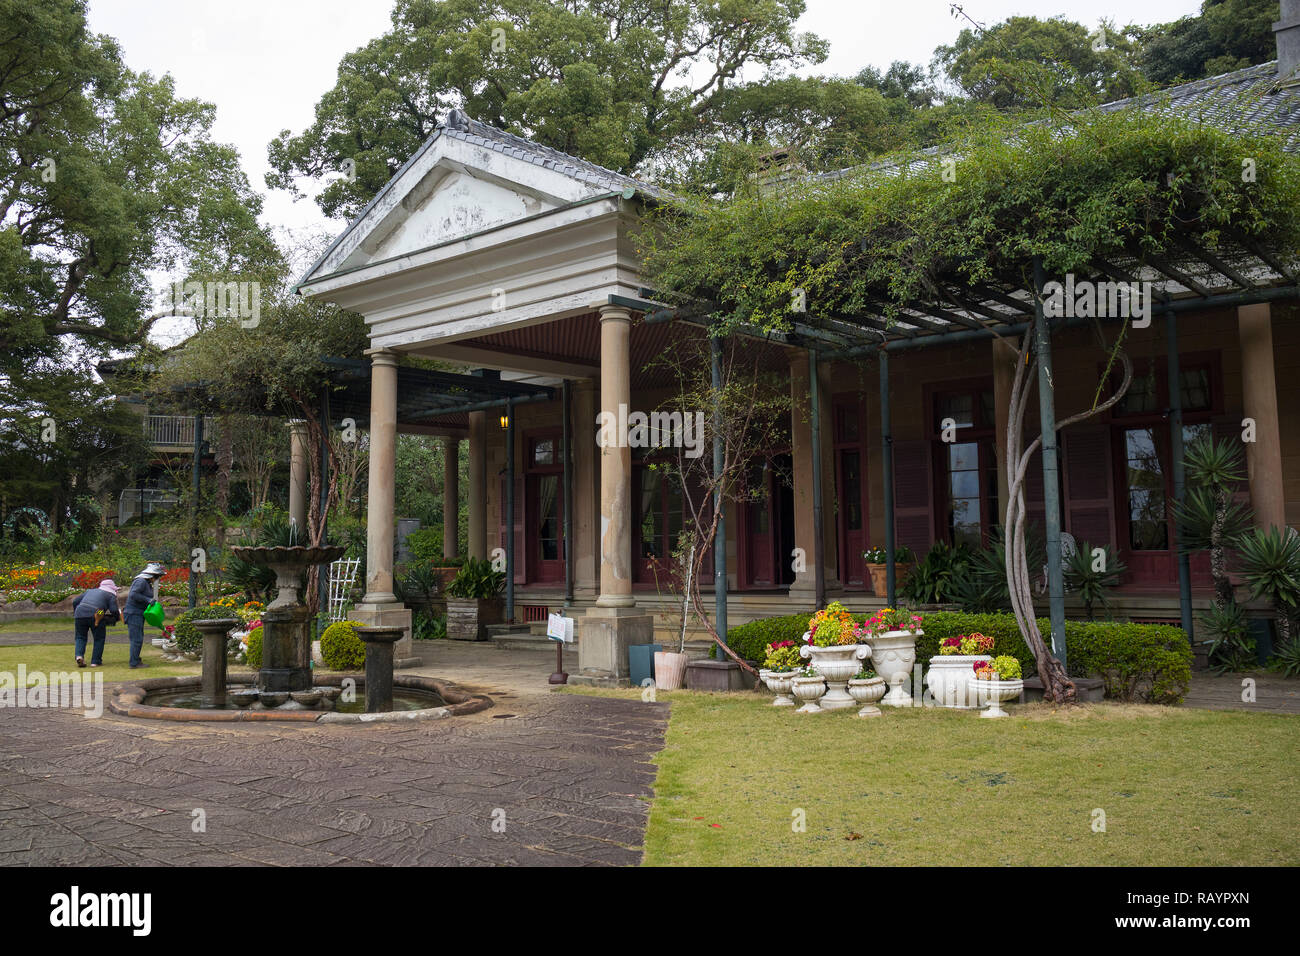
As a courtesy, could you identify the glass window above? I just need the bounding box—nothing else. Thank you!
[936,393,974,432]
[948,442,982,547]
[531,438,554,466]
[537,475,560,560]
[842,451,862,531]
[639,469,663,560]
[837,407,859,443]
[1125,428,1167,550]
[1179,368,1210,411]
[1119,362,1159,414]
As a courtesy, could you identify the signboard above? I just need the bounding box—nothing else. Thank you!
[546,612,575,643]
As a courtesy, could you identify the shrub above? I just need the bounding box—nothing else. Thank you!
[171,605,238,654]
[721,614,808,663]
[320,619,367,670]
[244,626,263,668]
[445,558,505,599]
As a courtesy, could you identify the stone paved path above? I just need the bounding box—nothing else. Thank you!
[1182,671,1300,715]
[0,654,668,866]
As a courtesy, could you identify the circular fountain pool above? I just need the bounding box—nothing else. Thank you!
[109,673,492,724]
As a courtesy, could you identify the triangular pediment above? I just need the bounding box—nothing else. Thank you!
[303,125,630,282]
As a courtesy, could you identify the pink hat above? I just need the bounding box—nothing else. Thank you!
[98,579,118,594]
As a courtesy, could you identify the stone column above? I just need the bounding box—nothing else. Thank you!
[443,437,459,559]
[288,420,309,536]
[354,349,414,663]
[576,307,652,686]
[572,379,599,600]
[467,411,486,560]
[816,358,842,595]
[787,349,842,602]
[1239,304,1287,529]
[992,336,1017,514]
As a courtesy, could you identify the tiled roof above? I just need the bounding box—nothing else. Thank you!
[441,109,663,198]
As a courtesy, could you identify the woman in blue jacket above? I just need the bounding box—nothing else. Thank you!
[71,579,122,667]
[122,562,166,669]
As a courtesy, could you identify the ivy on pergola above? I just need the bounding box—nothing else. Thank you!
[637,107,1300,702]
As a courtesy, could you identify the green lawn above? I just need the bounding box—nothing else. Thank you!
[565,687,1299,866]
[0,642,200,684]
[0,615,78,634]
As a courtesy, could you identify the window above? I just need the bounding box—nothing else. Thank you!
[638,466,685,564]
[531,438,555,467]
[1124,428,1167,550]
[932,385,998,548]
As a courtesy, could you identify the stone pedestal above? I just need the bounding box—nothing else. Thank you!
[260,604,313,692]
[572,606,654,686]
[352,601,416,667]
[196,617,238,708]
[357,626,404,713]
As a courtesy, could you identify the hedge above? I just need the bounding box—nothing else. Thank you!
[320,620,367,670]
[171,605,238,654]
[724,610,1191,704]
[244,626,263,668]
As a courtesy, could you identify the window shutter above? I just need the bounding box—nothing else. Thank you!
[1063,425,1114,549]
[892,440,933,555]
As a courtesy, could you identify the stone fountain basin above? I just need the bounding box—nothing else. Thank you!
[109,673,492,724]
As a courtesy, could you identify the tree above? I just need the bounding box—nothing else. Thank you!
[0,0,277,375]
[1173,436,1255,610]
[1137,0,1280,86]
[932,15,1145,111]
[267,0,827,219]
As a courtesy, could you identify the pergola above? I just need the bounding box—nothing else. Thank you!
[631,234,1300,664]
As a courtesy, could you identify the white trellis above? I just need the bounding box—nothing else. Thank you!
[328,558,361,623]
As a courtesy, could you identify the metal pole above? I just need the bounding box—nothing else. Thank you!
[188,414,203,610]
[809,349,827,609]
[505,397,515,624]
[562,380,574,607]
[1034,257,1067,667]
[318,387,331,624]
[879,350,896,606]
[711,334,728,643]
[1166,311,1195,639]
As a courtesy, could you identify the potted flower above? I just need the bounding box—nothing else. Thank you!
[800,602,870,710]
[971,655,1024,718]
[862,545,916,596]
[925,632,994,709]
[846,666,887,718]
[760,641,802,706]
[858,606,924,707]
[789,666,827,713]
[444,558,506,640]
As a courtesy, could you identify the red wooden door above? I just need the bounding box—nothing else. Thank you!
[838,448,867,587]
[743,465,776,588]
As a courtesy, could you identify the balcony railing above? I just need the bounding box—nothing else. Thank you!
[146,415,214,448]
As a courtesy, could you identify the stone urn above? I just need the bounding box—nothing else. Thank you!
[760,669,798,707]
[790,674,827,713]
[846,676,887,717]
[972,677,1024,718]
[865,629,920,707]
[926,655,991,709]
[799,638,870,710]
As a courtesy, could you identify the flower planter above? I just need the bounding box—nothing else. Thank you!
[790,675,828,713]
[761,669,798,707]
[653,650,688,690]
[972,678,1024,718]
[925,655,991,709]
[800,640,870,710]
[445,597,503,641]
[865,629,920,706]
[846,676,887,717]
[866,562,914,596]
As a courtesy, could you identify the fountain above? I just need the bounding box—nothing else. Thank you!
[108,543,494,723]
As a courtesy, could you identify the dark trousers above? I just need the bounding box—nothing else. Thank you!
[74,618,108,665]
[125,613,145,667]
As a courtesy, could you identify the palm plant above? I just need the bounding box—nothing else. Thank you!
[1236,526,1300,649]
[1174,436,1253,609]
[1063,542,1127,619]
[902,541,974,605]
[1198,599,1255,674]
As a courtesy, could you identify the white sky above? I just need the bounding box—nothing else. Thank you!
[85,0,1204,343]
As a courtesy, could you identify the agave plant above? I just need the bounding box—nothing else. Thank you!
[1236,526,1300,648]
[1197,599,1255,674]
[1174,436,1253,609]
[1063,542,1127,620]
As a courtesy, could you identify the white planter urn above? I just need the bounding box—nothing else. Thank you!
[800,638,871,710]
[846,676,887,717]
[790,675,828,713]
[925,655,991,709]
[761,669,798,706]
[973,678,1024,718]
[865,630,920,707]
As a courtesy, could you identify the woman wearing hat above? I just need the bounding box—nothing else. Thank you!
[123,562,166,669]
[71,579,122,667]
